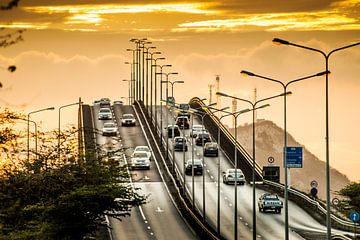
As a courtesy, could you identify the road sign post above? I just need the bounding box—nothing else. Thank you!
[350,211,360,238]
[285,147,303,168]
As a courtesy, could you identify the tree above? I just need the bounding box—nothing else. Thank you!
[339,182,360,212]
[0,113,146,239]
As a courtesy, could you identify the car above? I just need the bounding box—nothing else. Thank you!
[258,193,283,213]
[177,103,191,118]
[185,159,203,175]
[130,151,151,170]
[195,132,211,146]
[121,113,136,126]
[98,108,112,120]
[113,100,124,105]
[203,142,218,157]
[167,125,180,138]
[173,136,188,151]
[99,98,111,107]
[176,116,189,129]
[223,168,246,185]
[134,146,151,160]
[102,122,118,136]
[190,124,205,138]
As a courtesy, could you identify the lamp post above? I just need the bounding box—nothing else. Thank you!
[273,37,360,240]
[160,72,179,159]
[240,69,328,239]
[161,80,184,166]
[151,57,165,127]
[27,107,55,161]
[58,102,80,161]
[122,79,135,105]
[126,49,138,103]
[0,65,16,88]
[146,51,161,117]
[143,46,156,107]
[13,116,37,158]
[130,38,147,100]
[154,64,172,139]
[195,106,229,222]
[217,91,288,240]
[139,41,152,102]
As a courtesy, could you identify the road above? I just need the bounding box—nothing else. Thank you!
[91,103,196,240]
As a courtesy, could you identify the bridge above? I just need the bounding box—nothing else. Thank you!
[79,98,359,240]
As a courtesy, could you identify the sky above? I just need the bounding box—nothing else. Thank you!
[0,0,359,181]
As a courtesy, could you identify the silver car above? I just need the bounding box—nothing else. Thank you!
[102,122,118,136]
[223,168,245,185]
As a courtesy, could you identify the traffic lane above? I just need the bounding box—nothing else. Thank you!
[109,208,155,240]
[136,182,197,240]
[113,104,160,183]
[91,104,118,147]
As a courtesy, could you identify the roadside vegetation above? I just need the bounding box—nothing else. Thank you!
[0,109,146,240]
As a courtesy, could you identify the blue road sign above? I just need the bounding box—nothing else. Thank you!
[285,147,303,168]
[350,211,360,222]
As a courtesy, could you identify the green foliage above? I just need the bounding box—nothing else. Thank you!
[339,182,360,212]
[0,115,146,240]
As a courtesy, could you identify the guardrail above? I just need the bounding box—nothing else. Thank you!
[189,97,263,182]
[134,100,223,240]
[263,179,360,233]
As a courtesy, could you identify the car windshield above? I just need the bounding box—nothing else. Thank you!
[104,123,116,128]
[123,115,134,119]
[133,152,148,158]
[100,108,110,113]
[264,195,279,200]
[136,147,149,152]
[187,160,202,165]
[199,133,209,138]
[206,143,217,148]
[175,138,185,143]
[193,125,204,130]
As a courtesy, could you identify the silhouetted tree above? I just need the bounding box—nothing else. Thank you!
[0,117,146,239]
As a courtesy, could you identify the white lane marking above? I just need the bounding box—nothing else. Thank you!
[155,206,164,213]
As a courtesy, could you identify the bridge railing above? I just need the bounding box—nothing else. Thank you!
[189,97,263,182]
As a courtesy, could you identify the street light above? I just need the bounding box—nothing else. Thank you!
[12,116,37,160]
[58,102,81,161]
[154,64,172,139]
[146,51,161,117]
[139,41,152,102]
[150,58,165,127]
[27,107,55,161]
[241,69,328,239]
[126,49,138,102]
[122,79,135,105]
[143,46,156,107]
[129,38,147,100]
[272,37,360,240]
[195,105,229,222]
[217,91,289,240]
[161,80,184,164]
[160,72,178,159]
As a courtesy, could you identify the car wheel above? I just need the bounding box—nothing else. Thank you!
[277,209,281,214]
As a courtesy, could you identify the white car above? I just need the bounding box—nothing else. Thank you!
[134,146,151,160]
[99,98,111,107]
[102,122,118,136]
[121,113,136,126]
[98,108,112,120]
[223,168,246,185]
[190,124,206,138]
[130,151,151,170]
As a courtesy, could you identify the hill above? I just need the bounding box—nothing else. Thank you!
[228,119,350,200]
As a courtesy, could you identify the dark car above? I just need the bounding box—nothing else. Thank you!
[173,136,188,151]
[195,132,211,146]
[203,142,218,157]
[185,159,203,175]
[167,125,180,138]
[177,103,191,118]
[176,116,189,129]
